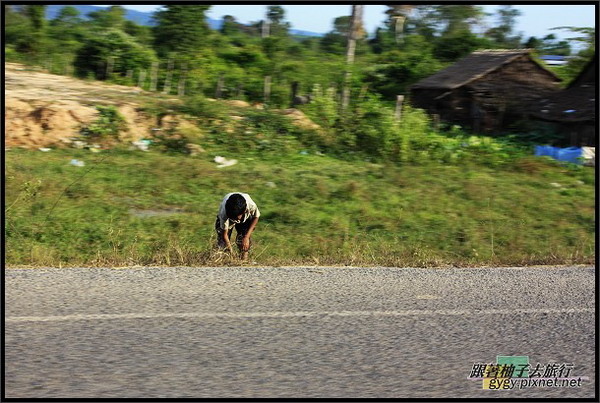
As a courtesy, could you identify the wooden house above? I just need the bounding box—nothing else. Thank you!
[529,57,596,146]
[410,49,562,133]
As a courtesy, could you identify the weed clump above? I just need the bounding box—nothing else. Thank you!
[80,105,127,140]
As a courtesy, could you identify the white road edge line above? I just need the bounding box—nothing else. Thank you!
[6,308,595,323]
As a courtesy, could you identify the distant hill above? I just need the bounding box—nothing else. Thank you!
[45,5,154,26]
[44,5,323,37]
[289,29,323,38]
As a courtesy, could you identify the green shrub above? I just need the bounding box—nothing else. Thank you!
[153,128,190,154]
[80,105,127,139]
[178,95,229,120]
[303,84,339,133]
[344,94,398,158]
[73,29,157,80]
[207,108,304,154]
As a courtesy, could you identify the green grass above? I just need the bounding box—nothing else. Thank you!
[4,146,595,267]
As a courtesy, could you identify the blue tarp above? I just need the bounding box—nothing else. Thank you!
[540,55,566,61]
[535,145,583,164]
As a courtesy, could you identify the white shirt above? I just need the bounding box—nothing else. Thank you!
[217,193,260,231]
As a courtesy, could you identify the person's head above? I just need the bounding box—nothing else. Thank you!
[225,193,246,222]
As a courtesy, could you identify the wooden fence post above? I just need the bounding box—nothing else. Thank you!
[215,74,224,99]
[358,84,368,101]
[162,59,174,94]
[150,61,158,91]
[290,81,299,106]
[329,84,340,102]
[178,63,187,97]
[395,95,405,122]
[432,114,440,131]
[106,56,114,79]
[264,75,272,105]
[138,69,147,89]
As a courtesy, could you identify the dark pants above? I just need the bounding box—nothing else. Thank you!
[215,217,252,251]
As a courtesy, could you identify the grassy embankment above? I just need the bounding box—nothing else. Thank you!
[5,121,595,267]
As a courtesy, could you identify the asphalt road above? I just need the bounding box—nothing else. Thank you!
[4,265,596,399]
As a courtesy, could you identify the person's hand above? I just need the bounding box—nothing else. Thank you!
[241,236,250,252]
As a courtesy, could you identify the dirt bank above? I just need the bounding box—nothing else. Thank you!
[4,63,154,148]
[4,63,322,149]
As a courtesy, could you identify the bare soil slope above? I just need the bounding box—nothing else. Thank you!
[5,63,154,148]
[4,63,322,149]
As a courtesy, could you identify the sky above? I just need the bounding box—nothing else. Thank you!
[112,4,595,43]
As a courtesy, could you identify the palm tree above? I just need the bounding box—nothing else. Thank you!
[342,5,364,111]
[386,5,413,44]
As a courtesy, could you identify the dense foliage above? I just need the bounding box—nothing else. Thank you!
[4,5,595,159]
[5,5,595,101]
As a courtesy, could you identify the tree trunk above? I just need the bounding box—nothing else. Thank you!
[342,5,364,111]
[261,19,270,38]
[394,15,406,43]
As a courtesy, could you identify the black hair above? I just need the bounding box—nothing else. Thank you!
[225,193,246,219]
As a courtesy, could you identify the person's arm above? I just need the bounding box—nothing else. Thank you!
[241,216,259,251]
[222,224,233,253]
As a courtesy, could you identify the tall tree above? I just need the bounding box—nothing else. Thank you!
[424,5,490,61]
[221,15,239,36]
[536,34,571,56]
[152,5,211,57]
[87,6,126,30]
[524,36,541,50]
[432,5,485,35]
[4,5,32,47]
[485,5,522,48]
[25,5,46,31]
[123,20,153,46]
[320,16,351,54]
[21,5,47,57]
[551,26,594,52]
[342,5,364,111]
[48,6,86,54]
[74,29,157,80]
[266,5,285,25]
[551,26,595,82]
[403,5,437,39]
[266,5,290,37]
[50,6,82,26]
[434,29,492,61]
[385,5,413,43]
[368,27,394,54]
[333,15,352,37]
